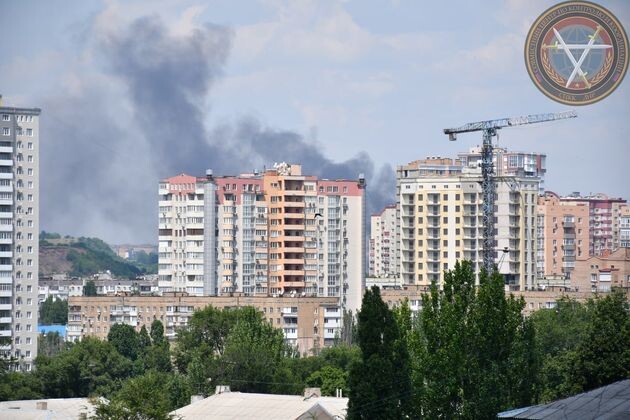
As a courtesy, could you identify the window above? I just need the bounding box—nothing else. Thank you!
[2,127,9,136]
[1,114,9,121]
[27,142,33,150]
[26,128,33,136]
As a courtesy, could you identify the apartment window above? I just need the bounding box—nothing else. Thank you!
[26,337,31,345]
[27,155,33,163]
[1,114,9,121]
[27,168,33,176]
[443,205,448,212]
[26,324,32,331]
[443,228,448,235]
[443,217,448,223]
[443,251,448,258]
[2,127,9,136]
[455,194,460,200]
[27,142,33,150]
[26,128,33,136]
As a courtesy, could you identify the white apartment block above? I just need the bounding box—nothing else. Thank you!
[0,98,40,371]
[619,205,630,248]
[158,164,366,311]
[369,205,397,278]
[396,155,540,290]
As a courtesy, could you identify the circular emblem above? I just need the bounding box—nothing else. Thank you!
[525,1,628,105]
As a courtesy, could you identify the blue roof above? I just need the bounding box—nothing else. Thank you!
[38,325,67,336]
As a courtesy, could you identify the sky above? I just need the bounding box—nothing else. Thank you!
[0,0,628,244]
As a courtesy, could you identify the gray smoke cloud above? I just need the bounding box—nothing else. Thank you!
[41,16,394,243]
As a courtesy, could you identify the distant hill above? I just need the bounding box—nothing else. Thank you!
[39,232,157,278]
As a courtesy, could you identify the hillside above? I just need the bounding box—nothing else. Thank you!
[39,233,156,278]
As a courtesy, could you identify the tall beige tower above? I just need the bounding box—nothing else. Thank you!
[396,154,540,290]
[0,100,40,372]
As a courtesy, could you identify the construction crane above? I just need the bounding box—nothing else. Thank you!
[443,111,577,274]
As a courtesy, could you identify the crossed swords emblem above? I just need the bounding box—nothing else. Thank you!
[543,25,612,88]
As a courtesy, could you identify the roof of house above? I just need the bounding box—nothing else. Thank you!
[498,379,630,419]
[171,391,348,420]
[0,398,96,419]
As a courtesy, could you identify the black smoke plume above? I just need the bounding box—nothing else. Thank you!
[41,16,394,243]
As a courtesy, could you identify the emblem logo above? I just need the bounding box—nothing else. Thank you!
[525,1,628,105]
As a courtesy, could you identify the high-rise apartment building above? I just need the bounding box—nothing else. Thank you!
[536,192,590,279]
[158,163,365,311]
[457,147,547,192]
[396,153,540,290]
[369,205,397,278]
[0,98,40,371]
[619,205,630,248]
[554,193,626,256]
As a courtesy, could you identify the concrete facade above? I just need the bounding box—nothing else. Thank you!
[536,192,590,279]
[378,284,612,316]
[158,163,365,311]
[396,153,540,290]
[572,248,630,293]
[0,101,40,371]
[67,294,342,353]
[369,205,397,278]
[560,193,627,256]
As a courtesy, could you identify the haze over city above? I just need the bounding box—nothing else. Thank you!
[1,0,628,243]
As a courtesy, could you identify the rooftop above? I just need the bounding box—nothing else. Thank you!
[498,379,630,419]
[171,391,348,420]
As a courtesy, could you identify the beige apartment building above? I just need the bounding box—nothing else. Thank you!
[396,151,540,290]
[379,285,611,316]
[68,294,342,353]
[369,205,397,278]
[536,192,590,279]
[0,100,40,372]
[158,163,365,311]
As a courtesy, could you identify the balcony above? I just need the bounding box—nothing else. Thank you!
[0,317,11,324]
[0,330,12,337]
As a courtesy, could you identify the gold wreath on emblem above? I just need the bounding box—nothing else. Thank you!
[542,49,614,89]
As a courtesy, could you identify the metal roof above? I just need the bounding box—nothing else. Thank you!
[498,379,630,419]
[0,398,96,419]
[171,392,348,420]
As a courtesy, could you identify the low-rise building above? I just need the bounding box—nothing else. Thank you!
[572,248,630,293]
[377,284,611,316]
[67,294,341,354]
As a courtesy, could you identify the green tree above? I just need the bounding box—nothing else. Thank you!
[574,291,630,391]
[306,365,348,396]
[150,319,166,344]
[35,337,132,398]
[108,323,140,361]
[39,296,68,325]
[174,305,241,372]
[347,286,412,419]
[531,297,591,402]
[412,262,537,418]
[217,307,289,393]
[83,280,97,296]
[92,371,190,420]
[138,325,151,351]
[38,332,66,357]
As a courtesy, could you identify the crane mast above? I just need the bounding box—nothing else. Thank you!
[443,111,577,275]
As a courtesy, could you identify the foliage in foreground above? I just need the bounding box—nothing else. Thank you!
[1,266,628,418]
